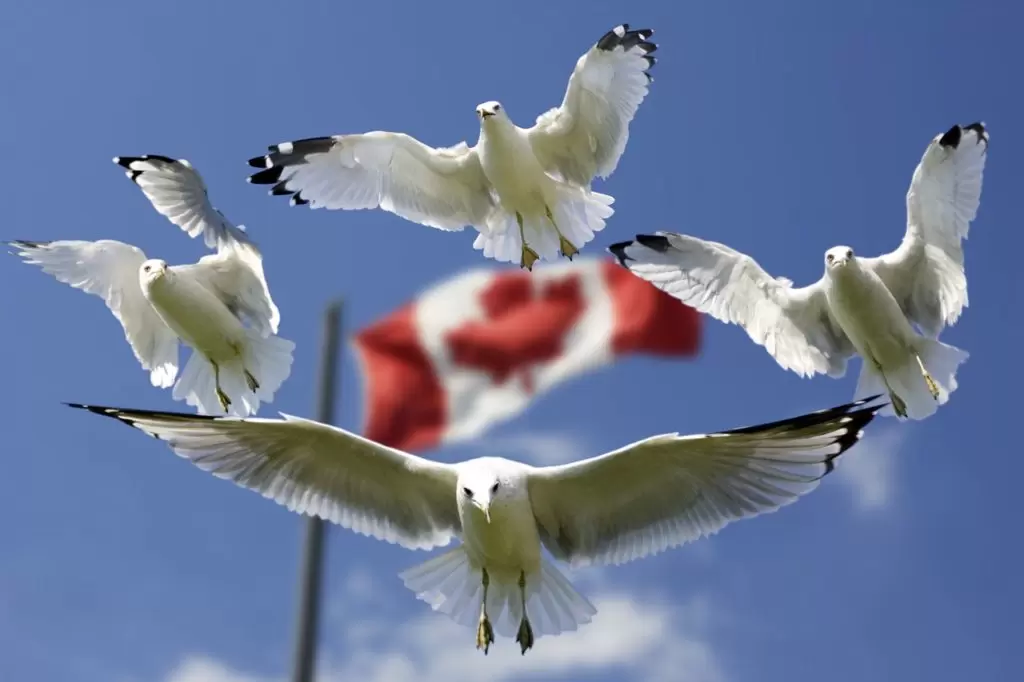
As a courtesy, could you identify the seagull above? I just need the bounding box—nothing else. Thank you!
[8,155,295,417]
[246,24,656,270]
[610,123,988,421]
[68,396,883,654]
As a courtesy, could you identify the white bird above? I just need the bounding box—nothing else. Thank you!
[610,122,988,420]
[69,396,883,654]
[246,24,656,270]
[8,155,295,417]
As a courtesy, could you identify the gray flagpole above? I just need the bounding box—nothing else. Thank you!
[289,299,342,682]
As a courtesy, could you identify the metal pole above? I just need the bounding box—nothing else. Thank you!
[289,299,342,682]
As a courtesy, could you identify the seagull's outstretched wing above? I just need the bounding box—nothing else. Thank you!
[173,246,281,337]
[610,232,854,378]
[69,405,461,551]
[8,240,178,386]
[863,123,988,337]
[526,24,656,186]
[116,155,281,336]
[528,397,883,567]
[247,134,495,231]
[114,155,253,250]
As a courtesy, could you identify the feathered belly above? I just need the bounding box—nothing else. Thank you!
[479,133,555,215]
[827,268,918,366]
[461,504,543,580]
[145,276,244,360]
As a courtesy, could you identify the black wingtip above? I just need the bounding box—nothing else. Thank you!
[938,124,963,149]
[67,402,222,439]
[247,155,269,169]
[596,24,657,56]
[607,241,634,266]
[722,395,885,449]
[114,154,178,168]
[65,402,110,415]
[7,239,48,250]
[249,166,284,185]
[634,233,672,252]
[963,121,986,137]
[963,121,989,149]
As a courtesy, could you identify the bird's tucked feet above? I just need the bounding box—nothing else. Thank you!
[915,355,940,400]
[520,245,540,271]
[544,205,578,260]
[515,212,540,270]
[515,616,534,655]
[558,235,579,260]
[216,387,232,413]
[244,369,260,393]
[889,391,908,419]
[476,614,495,655]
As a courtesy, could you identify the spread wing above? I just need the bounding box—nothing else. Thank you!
[69,405,462,551]
[862,123,988,337]
[172,246,280,337]
[116,155,280,335]
[528,397,883,567]
[526,24,656,186]
[247,133,495,231]
[114,155,253,250]
[610,232,854,378]
[9,240,179,386]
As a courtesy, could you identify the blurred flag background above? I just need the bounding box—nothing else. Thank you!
[355,258,701,451]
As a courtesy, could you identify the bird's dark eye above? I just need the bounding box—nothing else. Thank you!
[463,487,473,498]
[490,482,499,494]
[826,254,834,262]
[846,249,853,258]
[494,104,501,111]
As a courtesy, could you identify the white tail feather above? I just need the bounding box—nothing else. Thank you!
[473,186,614,265]
[399,548,597,640]
[171,328,295,417]
[855,339,969,420]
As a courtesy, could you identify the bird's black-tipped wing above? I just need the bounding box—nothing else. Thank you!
[529,396,885,567]
[68,403,462,551]
[113,155,253,250]
[527,24,657,185]
[863,122,989,337]
[609,231,854,379]
[245,133,494,231]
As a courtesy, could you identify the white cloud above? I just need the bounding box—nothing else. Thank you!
[164,656,269,682]
[328,591,725,682]
[165,585,726,682]
[837,424,906,512]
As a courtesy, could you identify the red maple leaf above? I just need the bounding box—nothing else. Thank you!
[445,272,586,394]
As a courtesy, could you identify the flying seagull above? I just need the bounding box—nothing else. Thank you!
[610,123,988,420]
[69,396,883,654]
[247,24,656,270]
[8,155,295,416]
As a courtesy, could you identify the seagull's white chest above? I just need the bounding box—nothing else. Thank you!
[460,496,543,581]
[826,262,918,367]
[144,273,245,361]
[477,123,555,215]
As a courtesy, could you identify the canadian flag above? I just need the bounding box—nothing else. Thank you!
[353,258,701,451]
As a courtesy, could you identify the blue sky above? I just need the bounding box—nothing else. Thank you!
[1,0,1021,680]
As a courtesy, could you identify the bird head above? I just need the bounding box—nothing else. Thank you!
[139,259,169,286]
[824,246,854,271]
[475,101,505,124]
[459,471,504,523]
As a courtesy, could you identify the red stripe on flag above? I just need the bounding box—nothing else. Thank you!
[353,303,446,451]
[602,260,702,356]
